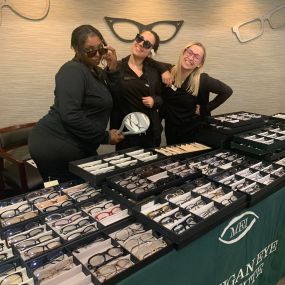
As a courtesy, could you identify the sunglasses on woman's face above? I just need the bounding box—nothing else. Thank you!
[83,44,108,58]
[135,34,153,49]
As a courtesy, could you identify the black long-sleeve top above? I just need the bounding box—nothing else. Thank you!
[146,59,233,124]
[109,55,163,138]
[37,59,119,154]
[161,73,233,125]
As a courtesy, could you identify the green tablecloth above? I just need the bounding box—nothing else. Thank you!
[118,187,285,285]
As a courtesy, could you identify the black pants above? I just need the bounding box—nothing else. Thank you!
[28,126,91,183]
[116,133,161,151]
[165,119,201,145]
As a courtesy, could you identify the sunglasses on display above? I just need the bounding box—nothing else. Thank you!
[135,34,153,49]
[83,44,108,58]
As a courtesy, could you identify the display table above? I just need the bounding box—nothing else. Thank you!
[118,186,285,285]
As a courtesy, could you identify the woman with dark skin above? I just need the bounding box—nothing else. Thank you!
[109,30,163,150]
[29,25,124,182]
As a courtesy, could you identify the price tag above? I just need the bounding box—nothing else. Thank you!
[44,180,59,188]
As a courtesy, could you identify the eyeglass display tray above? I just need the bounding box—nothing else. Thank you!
[210,160,285,206]
[270,113,285,122]
[152,142,212,158]
[69,147,164,186]
[232,124,285,152]
[206,111,268,128]
[132,183,247,249]
[105,156,202,202]
[231,141,285,162]
[64,222,172,285]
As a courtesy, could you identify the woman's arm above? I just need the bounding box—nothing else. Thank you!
[198,73,233,116]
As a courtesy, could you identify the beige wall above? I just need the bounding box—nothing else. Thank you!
[0,0,284,128]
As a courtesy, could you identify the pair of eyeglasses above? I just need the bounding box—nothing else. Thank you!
[23,240,61,259]
[184,200,206,211]
[51,212,83,228]
[205,189,226,200]
[0,262,17,276]
[87,200,115,215]
[9,227,45,245]
[87,247,124,271]
[16,233,54,251]
[37,196,72,212]
[29,249,65,273]
[172,216,197,235]
[2,211,38,227]
[70,188,101,202]
[3,220,41,239]
[60,219,90,235]
[0,197,24,208]
[164,189,185,200]
[45,208,78,222]
[134,34,153,49]
[114,223,145,242]
[65,224,97,241]
[234,180,253,191]
[159,210,184,225]
[220,195,238,206]
[119,177,147,190]
[83,44,108,58]
[147,205,172,219]
[95,258,133,282]
[94,205,121,221]
[0,272,23,285]
[200,206,219,218]
[0,203,31,219]
[36,256,74,283]
[184,47,202,62]
[124,232,156,251]
[131,183,155,194]
[128,238,166,260]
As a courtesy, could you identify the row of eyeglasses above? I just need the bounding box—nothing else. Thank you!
[0,261,34,285]
[213,112,263,124]
[185,150,251,176]
[139,178,242,236]
[154,142,210,156]
[27,250,92,285]
[213,159,285,195]
[240,124,285,145]
[72,238,134,283]
[108,157,201,198]
[78,148,158,175]
[109,222,167,261]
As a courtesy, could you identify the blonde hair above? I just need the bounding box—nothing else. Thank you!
[171,41,206,96]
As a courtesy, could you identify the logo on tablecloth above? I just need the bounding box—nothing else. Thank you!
[219,211,259,244]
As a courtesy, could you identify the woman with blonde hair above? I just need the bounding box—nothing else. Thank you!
[160,41,233,145]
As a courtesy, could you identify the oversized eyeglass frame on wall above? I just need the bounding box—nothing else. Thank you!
[232,4,285,43]
[104,16,184,43]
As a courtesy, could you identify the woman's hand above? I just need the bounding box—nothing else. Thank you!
[109,129,124,144]
[142,96,154,108]
[103,45,117,71]
[161,70,172,87]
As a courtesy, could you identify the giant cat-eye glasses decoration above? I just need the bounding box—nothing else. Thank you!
[0,0,50,25]
[104,16,184,43]
[232,4,285,43]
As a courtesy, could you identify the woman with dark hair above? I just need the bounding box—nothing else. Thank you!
[29,24,124,182]
[109,30,164,150]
